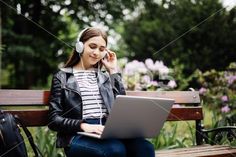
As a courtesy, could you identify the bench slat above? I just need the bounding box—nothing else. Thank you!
[156,145,226,153]
[126,91,200,104]
[168,107,203,121]
[3,107,203,126]
[0,90,50,105]
[156,145,236,157]
[3,110,48,126]
[0,90,200,105]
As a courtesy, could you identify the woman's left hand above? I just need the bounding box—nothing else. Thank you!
[101,49,118,74]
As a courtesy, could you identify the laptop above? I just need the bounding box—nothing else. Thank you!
[77,95,174,139]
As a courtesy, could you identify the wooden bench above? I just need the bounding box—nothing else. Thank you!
[0,89,236,157]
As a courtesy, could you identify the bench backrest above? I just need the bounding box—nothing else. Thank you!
[0,90,202,127]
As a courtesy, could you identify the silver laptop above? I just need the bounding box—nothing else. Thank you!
[77,95,174,139]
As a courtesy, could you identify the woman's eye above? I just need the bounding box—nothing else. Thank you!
[99,47,105,52]
[89,44,97,49]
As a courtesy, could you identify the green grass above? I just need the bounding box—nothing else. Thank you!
[151,121,195,150]
[23,127,64,157]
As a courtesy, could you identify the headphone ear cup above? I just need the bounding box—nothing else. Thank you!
[75,41,84,54]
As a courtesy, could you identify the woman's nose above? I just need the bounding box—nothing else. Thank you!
[93,48,101,55]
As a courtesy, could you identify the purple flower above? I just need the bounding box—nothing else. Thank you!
[221,105,230,113]
[145,58,155,71]
[226,75,236,85]
[199,87,207,95]
[142,75,151,84]
[221,95,228,102]
[154,61,169,74]
[167,80,177,88]
[150,81,158,86]
[124,60,147,75]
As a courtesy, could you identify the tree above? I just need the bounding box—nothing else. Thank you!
[0,0,140,88]
[122,0,236,74]
[1,0,71,88]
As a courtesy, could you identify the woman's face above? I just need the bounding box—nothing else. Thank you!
[81,36,107,67]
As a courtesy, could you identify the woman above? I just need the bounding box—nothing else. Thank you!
[48,27,155,157]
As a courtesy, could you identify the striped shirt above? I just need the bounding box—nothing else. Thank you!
[73,69,108,119]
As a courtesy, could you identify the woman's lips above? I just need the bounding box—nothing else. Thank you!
[90,56,99,60]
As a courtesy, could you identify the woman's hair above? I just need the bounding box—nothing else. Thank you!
[64,27,108,68]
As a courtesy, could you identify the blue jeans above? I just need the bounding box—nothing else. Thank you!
[64,119,155,157]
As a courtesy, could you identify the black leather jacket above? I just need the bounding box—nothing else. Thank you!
[48,67,126,148]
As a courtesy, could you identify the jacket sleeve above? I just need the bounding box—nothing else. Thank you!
[110,73,126,97]
[48,73,83,133]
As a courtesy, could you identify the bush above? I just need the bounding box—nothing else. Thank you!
[197,62,236,120]
[119,58,177,91]
[196,62,236,146]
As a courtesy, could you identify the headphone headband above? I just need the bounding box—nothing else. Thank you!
[77,27,90,42]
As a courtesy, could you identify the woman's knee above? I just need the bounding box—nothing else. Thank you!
[125,138,155,157]
[138,139,155,156]
[143,139,154,148]
[103,140,126,157]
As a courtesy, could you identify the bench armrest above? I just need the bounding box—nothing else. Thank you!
[202,126,236,145]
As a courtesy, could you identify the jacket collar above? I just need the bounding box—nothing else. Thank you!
[60,67,73,73]
[60,67,109,84]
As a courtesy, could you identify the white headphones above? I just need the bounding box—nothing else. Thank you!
[75,27,90,54]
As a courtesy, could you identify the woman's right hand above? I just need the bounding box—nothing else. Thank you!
[80,123,104,135]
